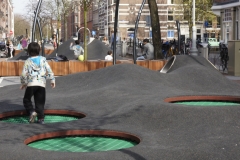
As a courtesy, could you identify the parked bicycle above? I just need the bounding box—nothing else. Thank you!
[219,43,229,72]
[162,41,172,59]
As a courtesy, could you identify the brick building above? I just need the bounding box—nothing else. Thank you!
[62,0,218,42]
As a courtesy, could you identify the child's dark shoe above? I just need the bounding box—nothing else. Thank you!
[37,119,44,124]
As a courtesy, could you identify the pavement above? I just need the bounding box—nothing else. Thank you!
[1,55,240,160]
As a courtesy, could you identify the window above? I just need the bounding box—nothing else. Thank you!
[168,11,173,21]
[146,15,151,26]
[167,30,174,38]
[224,9,232,21]
[197,29,201,33]
[75,15,78,23]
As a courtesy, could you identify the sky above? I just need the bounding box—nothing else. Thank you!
[12,0,27,14]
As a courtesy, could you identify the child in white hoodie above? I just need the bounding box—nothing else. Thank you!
[20,42,55,124]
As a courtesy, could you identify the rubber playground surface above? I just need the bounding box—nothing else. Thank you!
[0,55,240,160]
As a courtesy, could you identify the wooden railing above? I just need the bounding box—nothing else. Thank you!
[0,60,166,77]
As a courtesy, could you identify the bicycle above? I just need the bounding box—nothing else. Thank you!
[162,41,171,59]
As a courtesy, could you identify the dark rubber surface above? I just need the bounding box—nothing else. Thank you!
[0,55,240,160]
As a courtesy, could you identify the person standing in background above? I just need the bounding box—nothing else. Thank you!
[52,35,57,50]
[110,30,118,50]
[102,36,109,46]
[21,36,28,50]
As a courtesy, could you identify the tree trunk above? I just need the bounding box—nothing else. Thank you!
[64,14,68,41]
[84,1,88,61]
[148,0,163,59]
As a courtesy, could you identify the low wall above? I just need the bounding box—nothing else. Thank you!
[14,49,54,56]
[0,60,166,76]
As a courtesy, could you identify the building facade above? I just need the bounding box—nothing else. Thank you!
[0,0,14,39]
[63,0,219,43]
[212,0,240,43]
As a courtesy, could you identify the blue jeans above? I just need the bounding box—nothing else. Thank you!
[137,55,146,60]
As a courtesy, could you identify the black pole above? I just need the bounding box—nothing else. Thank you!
[56,29,59,55]
[34,11,44,56]
[32,0,42,42]
[26,29,28,37]
[176,20,181,55]
[37,18,45,56]
[133,0,146,64]
[113,0,120,65]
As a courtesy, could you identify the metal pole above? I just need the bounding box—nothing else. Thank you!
[189,0,198,55]
[133,0,146,64]
[106,0,108,37]
[32,0,42,42]
[30,0,33,42]
[33,10,44,56]
[113,0,120,65]
[176,20,181,54]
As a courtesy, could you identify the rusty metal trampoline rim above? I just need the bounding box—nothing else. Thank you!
[164,95,240,103]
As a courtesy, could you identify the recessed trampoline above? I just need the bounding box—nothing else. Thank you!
[25,130,140,152]
[165,96,240,106]
[0,110,86,124]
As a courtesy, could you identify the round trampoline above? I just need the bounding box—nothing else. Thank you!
[28,136,137,152]
[0,110,86,124]
[25,130,140,152]
[165,96,240,106]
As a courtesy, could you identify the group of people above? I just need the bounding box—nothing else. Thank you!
[102,36,154,61]
[19,36,153,125]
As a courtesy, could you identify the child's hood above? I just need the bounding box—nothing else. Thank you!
[29,56,44,71]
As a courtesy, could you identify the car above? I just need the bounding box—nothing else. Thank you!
[207,38,219,48]
[0,39,5,51]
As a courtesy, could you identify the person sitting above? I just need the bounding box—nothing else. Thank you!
[102,36,109,46]
[105,50,113,61]
[70,40,84,60]
[137,39,154,60]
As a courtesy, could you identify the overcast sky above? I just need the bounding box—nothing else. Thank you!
[12,0,27,14]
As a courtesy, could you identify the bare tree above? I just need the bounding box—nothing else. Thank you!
[14,14,31,38]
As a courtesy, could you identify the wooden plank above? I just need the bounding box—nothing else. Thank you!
[8,61,19,76]
[136,60,149,68]
[101,60,114,68]
[69,60,86,74]
[18,61,25,76]
[86,60,103,71]
[0,61,19,76]
[0,62,2,76]
[1,61,7,76]
[148,60,166,71]
[50,61,69,76]
[0,60,167,76]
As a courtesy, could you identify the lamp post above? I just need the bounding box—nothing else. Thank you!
[189,0,198,55]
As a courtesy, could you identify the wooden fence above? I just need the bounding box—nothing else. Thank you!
[0,60,166,77]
